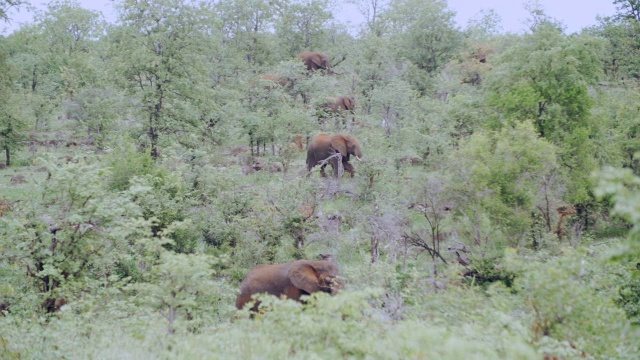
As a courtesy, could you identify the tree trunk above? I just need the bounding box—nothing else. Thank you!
[149,124,159,159]
[4,145,10,167]
[371,235,379,264]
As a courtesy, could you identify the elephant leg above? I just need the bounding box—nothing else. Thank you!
[343,161,355,177]
[320,163,328,177]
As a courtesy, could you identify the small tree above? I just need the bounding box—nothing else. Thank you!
[596,164,640,260]
[404,176,451,275]
[0,47,26,166]
[382,0,462,93]
[64,86,125,149]
[275,0,333,55]
[110,0,218,158]
[449,121,560,243]
[485,20,603,209]
[129,251,219,334]
[0,160,152,305]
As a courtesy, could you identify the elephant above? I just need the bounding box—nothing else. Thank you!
[236,254,343,311]
[306,133,362,178]
[298,51,332,74]
[327,96,355,113]
[318,96,356,127]
[258,74,295,90]
[0,301,9,315]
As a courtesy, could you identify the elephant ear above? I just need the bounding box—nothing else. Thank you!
[345,97,354,110]
[310,56,324,68]
[288,262,322,294]
[330,136,348,157]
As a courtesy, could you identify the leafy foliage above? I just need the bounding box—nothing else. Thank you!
[597,165,640,259]
[512,249,632,358]
[0,0,639,358]
[0,159,151,301]
[0,45,26,166]
[449,121,560,240]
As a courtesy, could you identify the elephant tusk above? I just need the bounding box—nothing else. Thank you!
[355,156,362,161]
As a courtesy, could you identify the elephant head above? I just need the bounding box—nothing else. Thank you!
[236,255,343,311]
[298,51,333,74]
[306,133,362,178]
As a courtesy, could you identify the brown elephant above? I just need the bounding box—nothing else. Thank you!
[306,133,362,178]
[319,96,356,127]
[0,301,9,315]
[298,51,332,74]
[236,254,343,311]
[258,74,295,90]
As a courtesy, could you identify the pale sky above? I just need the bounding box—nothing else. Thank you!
[1,0,619,36]
[447,0,616,33]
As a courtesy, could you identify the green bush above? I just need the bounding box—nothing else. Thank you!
[130,170,200,254]
[105,142,156,191]
[0,159,152,309]
[465,255,518,289]
[615,265,640,324]
[175,290,538,359]
[513,249,632,358]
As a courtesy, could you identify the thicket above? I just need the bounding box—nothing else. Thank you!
[1,0,639,358]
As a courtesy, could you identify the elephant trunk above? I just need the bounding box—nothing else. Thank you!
[353,145,363,161]
[328,276,345,295]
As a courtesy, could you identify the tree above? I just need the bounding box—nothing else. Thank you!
[597,18,640,79]
[35,0,107,98]
[64,86,126,149]
[0,2,29,165]
[3,1,107,133]
[368,79,417,136]
[0,160,152,300]
[382,0,462,93]
[275,0,333,55]
[0,0,24,22]
[36,0,106,57]
[0,46,25,166]
[597,165,640,260]
[110,0,218,158]
[214,0,280,66]
[593,88,640,174]
[485,21,604,207]
[594,0,640,79]
[348,0,389,36]
[449,121,560,242]
[404,176,453,274]
[486,23,602,140]
[464,8,503,39]
[129,251,219,334]
[613,0,640,22]
[3,26,60,130]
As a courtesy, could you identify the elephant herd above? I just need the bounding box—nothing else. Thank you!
[237,134,361,312]
[236,52,363,312]
[260,51,363,179]
[299,51,355,129]
[261,52,356,129]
